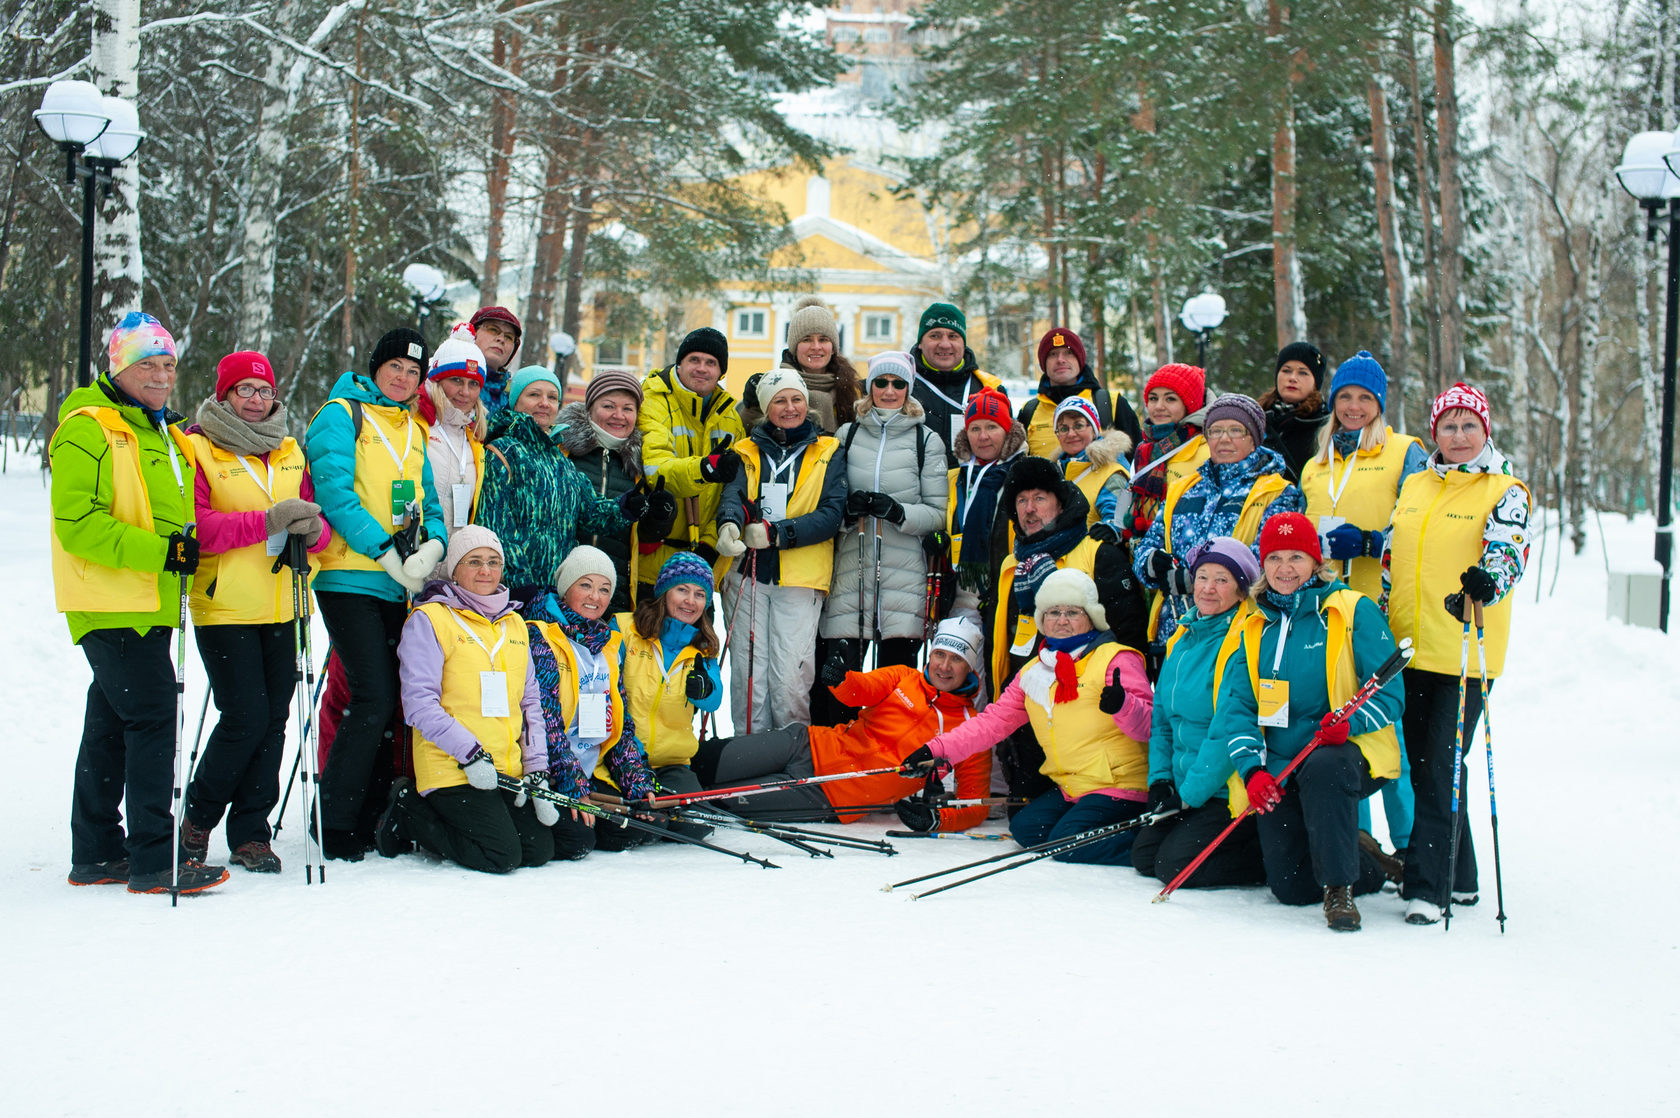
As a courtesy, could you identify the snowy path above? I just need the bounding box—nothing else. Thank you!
[1,463,1672,1116]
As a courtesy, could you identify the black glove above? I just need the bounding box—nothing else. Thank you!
[820,640,853,689]
[684,662,715,703]
[867,491,906,526]
[846,490,874,518]
[644,478,678,529]
[1145,780,1181,816]
[1164,566,1194,596]
[893,797,939,834]
[1098,673,1128,714]
[1088,522,1121,546]
[618,486,651,522]
[163,532,200,575]
[922,530,952,559]
[898,745,947,778]
[1145,549,1175,584]
[700,436,739,484]
[1461,565,1497,604]
[1442,591,1468,620]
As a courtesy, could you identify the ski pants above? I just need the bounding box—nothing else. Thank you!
[1358,741,1414,852]
[186,621,294,849]
[315,591,407,834]
[1131,800,1266,887]
[71,627,178,875]
[1401,667,1485,907]
[721,574,821,734]
[1254,744,1388,904]
[691,724,835,819]
[399,785,553,873]
[1010,790,1145,865]
[650,765,716,842]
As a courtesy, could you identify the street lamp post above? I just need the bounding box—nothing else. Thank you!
[401,263,447,343]
[35,82,145,392]
[1178,291,1227,369]
[550,329,575,390]
[1615,129,1680,632]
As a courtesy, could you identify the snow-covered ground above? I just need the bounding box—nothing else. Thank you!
[2,458,1673,1117]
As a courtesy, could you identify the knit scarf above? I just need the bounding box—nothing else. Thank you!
[194,397,289,457]
[1041,632,1096,703]
[956,458,1008,590]
[1131,420,1193,505]
[1010,517,1087,624]
[590,422,628,451]
[556,596,612,655]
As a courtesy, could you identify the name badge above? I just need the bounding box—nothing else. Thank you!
[480,671,510,718]
[452,483,472,528]
[951,415,965,450]
[1009,614,1037,656]
[390,479,417,525]
[578,692,609,739]
[1256,678,1290,728]
[265,528,288,557]
[760,481,790,523]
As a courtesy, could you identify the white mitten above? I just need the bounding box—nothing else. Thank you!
[377,549,425,595]
[743,522,771,550]
[403,538,445,582]
[715,521,745,558]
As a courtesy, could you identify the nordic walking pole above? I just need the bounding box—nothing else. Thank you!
[646,766,905,809]
[745,544,758,733]
[271,653,329,837]
[1472,599,1506,933]
[885,810,1176,895]
[185,689,211,783]
[1155,639,1415,901]
[170,524,195,908]
[500,776,779,868]
[1444,598,1473,931]
[284,534,327,885]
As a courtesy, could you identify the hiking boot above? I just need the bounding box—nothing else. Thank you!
[180,819,212,864]
[1405,898,1442,925]
[229,841,282,874]
[68,859,129,886]
[1452,891,1479,906]
[1357,831,1404,886]
[128,862,230,895]
[1323,885,1361,932]
[374,778,415,858]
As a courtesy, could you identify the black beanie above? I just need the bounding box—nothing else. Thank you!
[1002,455,1079,524]
[369,327,429,377]
[676,327,729,376]
[1275,341,1327,390]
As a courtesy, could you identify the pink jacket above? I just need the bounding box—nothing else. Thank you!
[194,461,332,556]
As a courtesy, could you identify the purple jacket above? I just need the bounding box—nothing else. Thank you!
[398,581,548,792]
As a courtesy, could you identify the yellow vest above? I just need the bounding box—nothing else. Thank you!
[51,405,194,614]
[1235,588,1401,781]
[1065,457,1124,528]
[1300,429,1420,601]
[186,434,316,625]
[736,435,840,592]
[1388,470,1529,679]
[314,398,430,574]
[527,621,629,786]
[1021,642,1149,798]
[1146,467,1289,640]
[990,536,1101,691]
[614,611,702,769]
[410,602,532,794]
[1165,601,1256,817]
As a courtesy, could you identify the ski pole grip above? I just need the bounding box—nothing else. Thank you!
[1471,598,1485,629]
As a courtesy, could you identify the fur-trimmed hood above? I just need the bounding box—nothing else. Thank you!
[1074,429,1133,469]
[557,400,643,472]
[952,420,1029,464]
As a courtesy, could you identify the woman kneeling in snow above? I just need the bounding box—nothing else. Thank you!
[379,527,559,872]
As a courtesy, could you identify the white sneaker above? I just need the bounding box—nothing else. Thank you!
[1405,898,1442,925]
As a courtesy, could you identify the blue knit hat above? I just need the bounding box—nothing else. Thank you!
[654,551,714,599]
[1329,351,1388,414]
[508,364,560,406]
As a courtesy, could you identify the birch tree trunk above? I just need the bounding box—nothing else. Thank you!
[91,0,144,326]
[1635,240,1659,512]
[1268,0,1306,346]
[237,0,298,351]
[1367,63,1411,430]
[1432,1,1466,384]
[341,9,367,361]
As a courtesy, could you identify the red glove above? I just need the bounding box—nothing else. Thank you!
[1245,769,1283,814]
[1317,713,1351,745]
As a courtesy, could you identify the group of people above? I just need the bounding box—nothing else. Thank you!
[52,298,1528,932]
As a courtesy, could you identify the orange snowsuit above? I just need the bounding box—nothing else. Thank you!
[809,664,992,830]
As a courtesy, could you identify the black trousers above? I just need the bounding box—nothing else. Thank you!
[399,785,554,873]
[315,591,407,834]
[691,725,836,820]
[72,627,180,874]
[1254,745,1388,904]
[1131,800,1266,888]
[186,622,295,848]
[650,764,715,841]
[1401,667,1486,906]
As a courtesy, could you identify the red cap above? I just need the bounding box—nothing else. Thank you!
[1036,327,1087,373]
[1258,512,1322,564]
[469,305,522,339]
[1430,382,1490,441]
[1144,363,1206,416]
[964,386,1013,432]
[215,351,276,400]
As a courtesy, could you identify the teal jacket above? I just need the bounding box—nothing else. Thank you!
[304,371,443,601]
[1147,604,1245,808]
[49,376,196,643]
[1209,578,1404,780]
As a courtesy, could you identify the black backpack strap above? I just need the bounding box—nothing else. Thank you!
[1092,387,1112,429]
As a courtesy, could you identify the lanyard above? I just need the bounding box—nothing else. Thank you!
[438,428,472,475]
[1134,436,1201,479]
[449,609,507,668]
[917,376,971,414]
[1325,449,1358,511]
[961,460,998,518]
[1270,615,1291,676]
[162,430,185,493]
[235,453,274,501]
[764,447,802,486]
[364,407,414,478]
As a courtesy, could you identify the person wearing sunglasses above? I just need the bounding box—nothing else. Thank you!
[815,351,948,723]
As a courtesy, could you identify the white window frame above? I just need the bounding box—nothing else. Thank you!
[734,309,769,339]
[863,313,896,343]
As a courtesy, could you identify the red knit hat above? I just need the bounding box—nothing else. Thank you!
[1258,512,1322,564]
[469,305,522,339]
[965,386,1013,431]
[1036,327,1087,373]
[1429,382,1491,441]
[1144,363,1206,415]
[215,351,276,400]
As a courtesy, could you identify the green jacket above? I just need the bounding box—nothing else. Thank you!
[49,376,196,643]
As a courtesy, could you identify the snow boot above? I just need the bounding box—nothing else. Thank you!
[67,859,129,886]
[1405,898,1442,925]
[1452,891,1479,906]
[180,819,212,864]
[128,862,230,896]
[230,841,282,874]
[1357,831,1404,886]
[1323,885,1361,932]
[374,778,415,858]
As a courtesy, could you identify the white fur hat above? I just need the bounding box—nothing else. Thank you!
[929,615,984,672]
[553,544,617,599]
[443,525,503,581]
[1032,567,1107,632]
